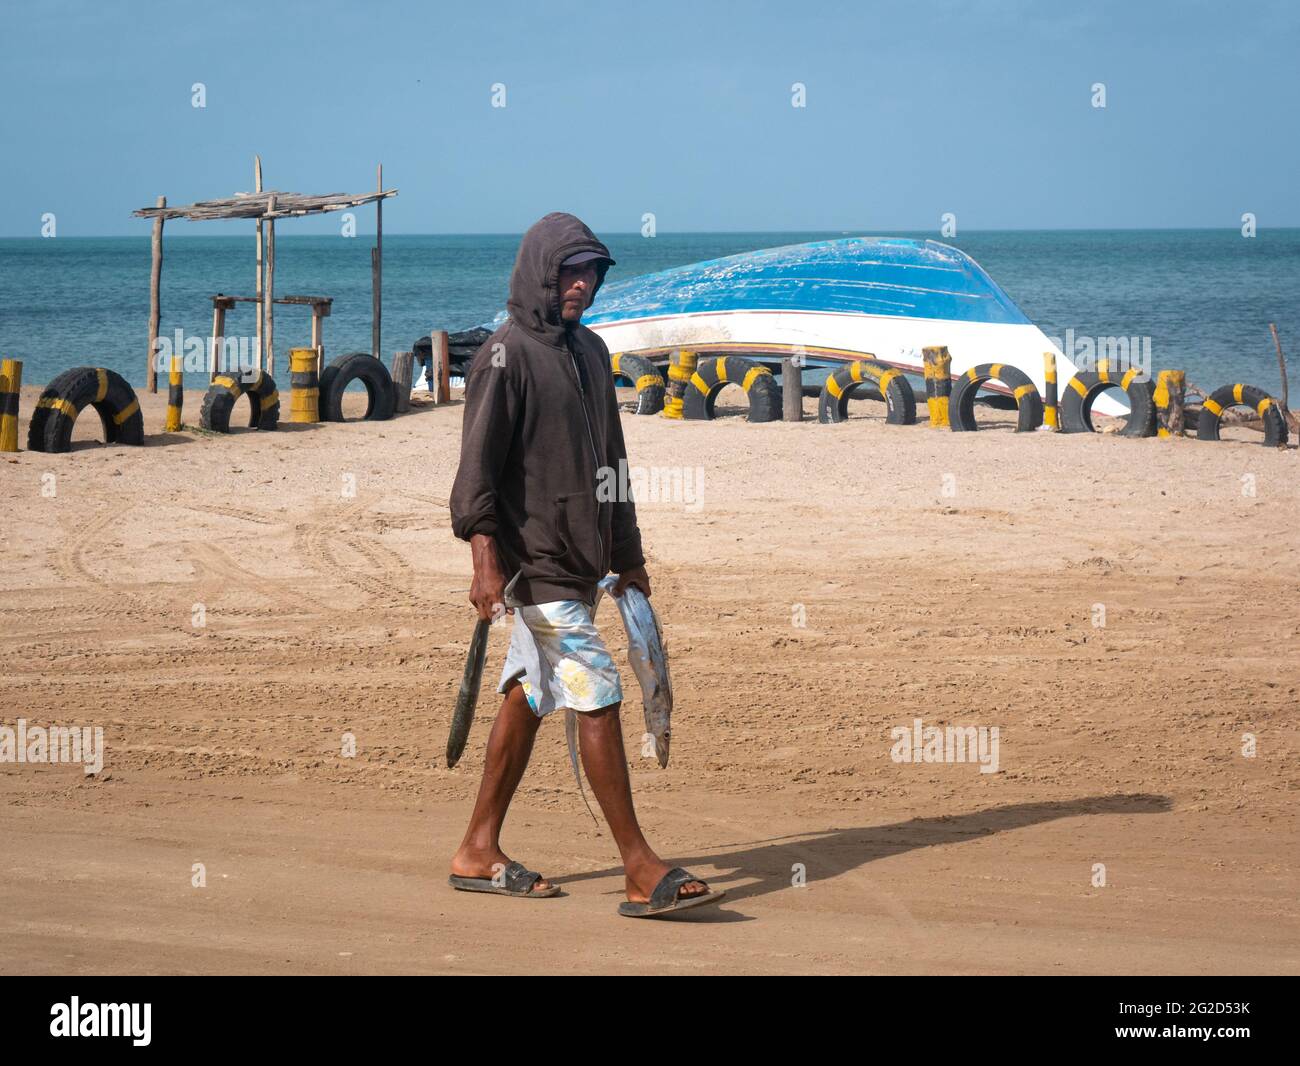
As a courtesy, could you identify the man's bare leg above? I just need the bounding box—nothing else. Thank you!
[449,680,553,893]
[577,703,708,904]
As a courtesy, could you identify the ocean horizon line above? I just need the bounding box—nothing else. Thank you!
[3,225,1298,241]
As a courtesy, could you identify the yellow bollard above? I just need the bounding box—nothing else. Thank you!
[289,347,320,423]
[1042,351,1059,430]
[922,345,951,427]
[663,349,696,419]
[0,358,21,452]
[164,354,183,432]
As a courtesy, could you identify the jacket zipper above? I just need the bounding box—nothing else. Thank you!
[566,342,606,575]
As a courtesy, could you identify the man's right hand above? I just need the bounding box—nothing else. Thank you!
[469,533,511,622]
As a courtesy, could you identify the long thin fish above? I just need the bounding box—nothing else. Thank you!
[564,579,672,799]
[599,576,672,769]
[447,618,490,768]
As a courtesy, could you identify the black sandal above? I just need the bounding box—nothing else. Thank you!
[448,860,561,898]
[618,868,724,918]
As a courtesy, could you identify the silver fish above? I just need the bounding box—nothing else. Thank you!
[597,576,672,768]
[562,578,673,818]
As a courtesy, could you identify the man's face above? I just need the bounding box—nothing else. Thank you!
[557,262,599,324]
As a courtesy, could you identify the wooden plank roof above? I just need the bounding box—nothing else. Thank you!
[133,189,397,221]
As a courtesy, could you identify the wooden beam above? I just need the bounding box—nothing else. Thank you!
[146,195,165,393]
[254,155,263,371]
[264,194,276,376]
[372,163,382,358]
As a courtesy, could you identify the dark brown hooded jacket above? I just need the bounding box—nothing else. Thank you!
[449,212,645,606]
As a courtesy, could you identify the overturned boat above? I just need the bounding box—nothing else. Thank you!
[584,237,1078,400]
[417,236,1105,411]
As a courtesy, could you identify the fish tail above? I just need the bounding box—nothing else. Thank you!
[565,708,599,824]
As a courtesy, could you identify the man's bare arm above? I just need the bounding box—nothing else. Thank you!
[469,533,510,621]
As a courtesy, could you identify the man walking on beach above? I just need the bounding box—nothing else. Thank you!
[447,212,722,917]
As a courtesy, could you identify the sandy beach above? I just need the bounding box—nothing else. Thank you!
[1,384,1297,975]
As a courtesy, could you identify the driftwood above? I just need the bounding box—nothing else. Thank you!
[1155,369,1185,437]
[1269,322,1300,435]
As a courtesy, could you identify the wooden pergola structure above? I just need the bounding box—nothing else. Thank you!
[133,156,397,391]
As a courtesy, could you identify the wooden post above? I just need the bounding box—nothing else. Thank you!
[253,154,263,371]
[211,297,230,382]
[146,195,165,393]
[1155,369,1186,438]
[312,298,330,378]
[782,356,802,421]
[264,195,276,377]
[923,345,952,427]
[0,358,22,452]
[311,304,323,363]
[372,164,383,360]
[1042,351,1059,430]
[431,330,450,403]
[209,299,224,379]
[391,351,414,413]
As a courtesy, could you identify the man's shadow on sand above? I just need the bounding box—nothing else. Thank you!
[557,793,1172,921]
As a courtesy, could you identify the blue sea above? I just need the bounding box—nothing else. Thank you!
[1,230,1297,392]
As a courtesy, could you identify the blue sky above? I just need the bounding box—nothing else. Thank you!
[2,0,1297,236]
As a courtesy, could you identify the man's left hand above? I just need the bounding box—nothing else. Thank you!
[611,565,651,598]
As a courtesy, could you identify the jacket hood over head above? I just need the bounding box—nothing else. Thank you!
[506,212,615,348]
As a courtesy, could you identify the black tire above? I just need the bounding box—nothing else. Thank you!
[318,352,395,422]
[1197,383,1289,446]
[950,363,1043,433]
[682,355,782,423]
[27,367,144,453]
[200,370,280,433]
[818,360,917,425]
[610,353,665,415]
[1061,363,1156,437]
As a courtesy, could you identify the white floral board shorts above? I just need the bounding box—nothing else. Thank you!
[497,599,623,717]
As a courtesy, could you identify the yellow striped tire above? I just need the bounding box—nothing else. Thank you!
[949,363,1043,433]
[609,353,665,416]
[818,360,916,425]
[200,370,280,433]
[682,355,782,423]
[27,367,144,453]
[1061,361,1156,437]
[1196,383,1288,446]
